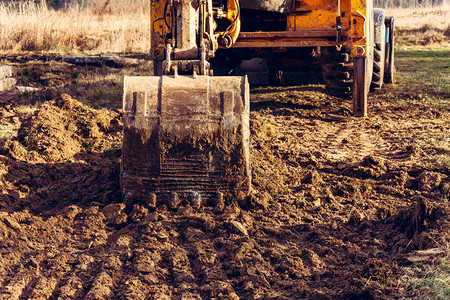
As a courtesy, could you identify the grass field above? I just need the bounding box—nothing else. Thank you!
[387,4,450,47]
[0,0,150,54]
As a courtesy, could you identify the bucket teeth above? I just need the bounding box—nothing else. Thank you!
[168,192,180,210]
[190,192,202,209]
[121,75,251,207]
[147,193,157,209]
[214,192,225,213]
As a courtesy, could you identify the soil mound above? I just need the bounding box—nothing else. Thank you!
[3,94,121,163]
[0,95,123,213]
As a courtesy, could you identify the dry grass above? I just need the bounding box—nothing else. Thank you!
[0,0,150,55]
[386,4,450,47]
[400,250,450,299]
[386,4,449,30]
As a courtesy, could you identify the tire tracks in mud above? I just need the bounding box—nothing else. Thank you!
[0,207,117,299]
[155,211,240,299]
[0,206,320,300]
[309,119,390,164]
[0,85,448,299]
[0,186,447,299]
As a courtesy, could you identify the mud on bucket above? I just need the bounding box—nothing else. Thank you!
[121,75,251,209]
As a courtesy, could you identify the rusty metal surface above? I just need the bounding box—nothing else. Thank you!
[173,0,199,60]
[233,40,337,48]
[240,0,293,13]
[353,57,369,117]
[234,29,344,48]
[121,75,251,206]
[238,30,342,38]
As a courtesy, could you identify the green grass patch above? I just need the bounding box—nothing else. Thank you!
[395,49,450,100]
[406,257,450,300]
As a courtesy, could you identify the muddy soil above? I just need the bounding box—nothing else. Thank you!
[0,56,448,299]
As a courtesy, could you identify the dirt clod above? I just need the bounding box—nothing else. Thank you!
[417,171,442,191]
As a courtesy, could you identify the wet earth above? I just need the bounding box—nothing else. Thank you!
[0,56,448,299]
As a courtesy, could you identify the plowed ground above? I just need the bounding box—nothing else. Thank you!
[0,50,448,299]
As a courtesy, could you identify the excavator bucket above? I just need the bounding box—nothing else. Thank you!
[121,75,251,208]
